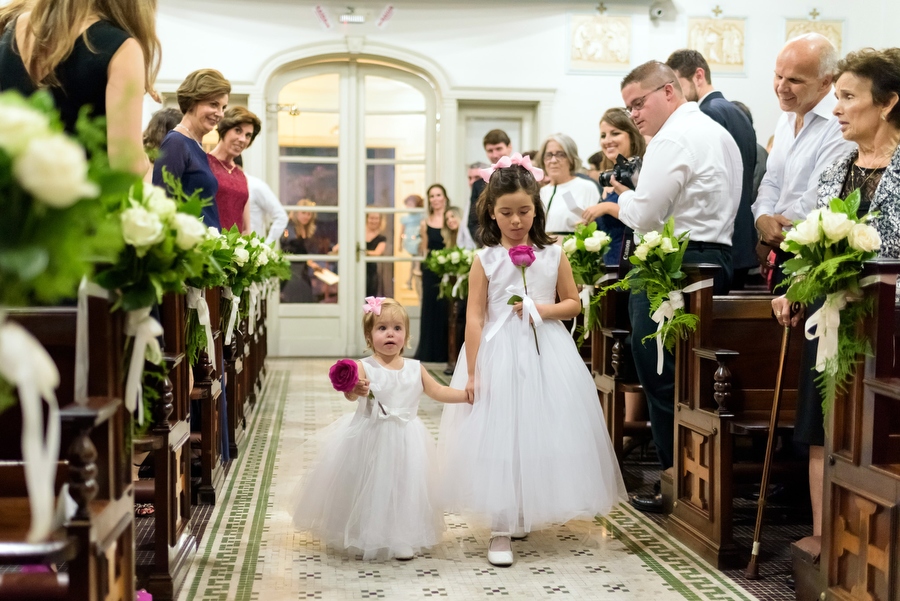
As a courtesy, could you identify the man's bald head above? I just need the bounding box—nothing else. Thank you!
[780,33,838,79]
[774,33,837,114]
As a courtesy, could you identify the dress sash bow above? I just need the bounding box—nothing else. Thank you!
[485,285,543,342]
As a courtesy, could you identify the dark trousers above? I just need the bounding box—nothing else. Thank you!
[629,245,732,470]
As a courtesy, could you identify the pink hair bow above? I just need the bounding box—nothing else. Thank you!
[479,152,545,183]
[363,296,385,315]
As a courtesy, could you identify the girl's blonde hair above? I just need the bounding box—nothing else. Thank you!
[362,298,411,352]
[441,206,462,248]
[293,199,317,238]
[3,0,161,94]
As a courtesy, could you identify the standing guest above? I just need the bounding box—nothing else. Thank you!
[0,0,161,176]
[442,206,472,374]
[581,108,647,265]
[400,194,425,291]
[537,133,601,236]
[751,34,855,290]
[143,107,182,161]
[282,199,330,303]
[364,213,387,297]
[772,47,900,540]
[589,61,742,512]
[468,130,513,246]
[153,68,231,229]
[245,173,289,245]
[415,184,450,362]
[667,49,759,289]
[208,106,261,232]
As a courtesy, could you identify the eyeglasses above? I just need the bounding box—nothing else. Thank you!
[626,82,672,115]
[543,151,568,162]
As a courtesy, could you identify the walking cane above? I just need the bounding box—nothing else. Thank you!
[745,303,799,579]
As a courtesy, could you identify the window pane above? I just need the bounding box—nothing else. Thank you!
[367,163,426,209]
[279,162,338,207]
[280,212,339,305]
[363,260,421,309]
[279,73,340,111]
[278,112,339,155]
[365,114,426,161]
[280,257,339,304]
[365,76,425,113]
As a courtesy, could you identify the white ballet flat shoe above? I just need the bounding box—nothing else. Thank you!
[511,530,527,540]
[394,546,415,560]
[487,536,513,567]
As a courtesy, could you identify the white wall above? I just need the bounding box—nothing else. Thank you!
[153,0,898,177]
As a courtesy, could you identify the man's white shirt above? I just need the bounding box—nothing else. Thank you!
[751,93,855,224]
[247,174,289,244]
[617,102,742,245]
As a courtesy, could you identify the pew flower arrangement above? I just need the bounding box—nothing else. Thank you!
[423,247,476,299]
[562,223,612,342]
[779,191,882,414]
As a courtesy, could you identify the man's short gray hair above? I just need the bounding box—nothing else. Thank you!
[469,161,489,169]
[786,32,838,79]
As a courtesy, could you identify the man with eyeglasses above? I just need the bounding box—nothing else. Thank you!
[589,60,742,513]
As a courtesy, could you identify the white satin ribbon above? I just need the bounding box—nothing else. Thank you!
[0,318,61,542]
[125,308,163,426]
[186,287,215,368]
[571,273,618,337]
[805,291,851,373]
[649,278,714,374]
[859,274,897,288]
[74,278,109,404]
[248,283,260,335]
[451,273,468,298]
[222,286,240,345]
[485,285,543,342]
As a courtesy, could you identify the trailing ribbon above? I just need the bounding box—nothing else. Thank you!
[649,278,714,374]
[805,291,851,373]
[485,284,543,342]
[186,287,216,368]
[571,272,618,337]
[222,287,240,345]
[248,283,260,335]
[0,318,60,542]
[124,308,163,426]
[74,278,109,405]
[451,274,468,298]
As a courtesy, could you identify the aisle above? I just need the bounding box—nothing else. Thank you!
[180,359,760,601]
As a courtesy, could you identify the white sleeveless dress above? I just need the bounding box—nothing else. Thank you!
[292,356,444,559]
[439,244,625,533]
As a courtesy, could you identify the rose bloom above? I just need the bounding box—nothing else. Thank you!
[508,245,535,267]
[660,237,678,254]
[233,247,250,266]
[172,213,207,250]
[847,223,881,252]
[820,210,854,244]
[329,358,359,393]
[786,213,822,246]
[583,236,604,252]
[634,243,650,261]
[121,206,165,253]
[642,230,662,248]
[14,134,98,208]
[144,185,177,221]
[562,237,577,255]
[0,104,50,156]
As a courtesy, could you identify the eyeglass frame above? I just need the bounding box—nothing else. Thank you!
[543,151,568,162]
[625,81,673,115]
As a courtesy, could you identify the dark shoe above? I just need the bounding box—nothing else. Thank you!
[443,367,454,376]
[785,576,795,590]
[630,493,664,513]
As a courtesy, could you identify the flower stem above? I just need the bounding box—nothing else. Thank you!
[521,266,540,354]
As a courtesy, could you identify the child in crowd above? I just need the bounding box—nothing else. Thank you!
[439,154,625,567]
[292,297,470,560]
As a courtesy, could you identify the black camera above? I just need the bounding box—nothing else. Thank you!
[598,154,641,190]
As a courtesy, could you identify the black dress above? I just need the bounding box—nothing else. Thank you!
[415,225,448,362]
[366,234,386,297]
[0,19,130,133]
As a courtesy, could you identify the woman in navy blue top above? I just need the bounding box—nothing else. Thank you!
[153,68,231,229]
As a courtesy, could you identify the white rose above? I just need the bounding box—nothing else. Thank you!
[583,236,604,252]
[660,237,678,254]
[236,237,247,247]
[820,210,854,244]
[847,223,881,252]
[0,104,50,156]
[255,251,269,266]
[14,134,98,208]
[450,251,461,264]
[233,247,250,266]
[634,243,650,261]
[562,237,577,255]
[642,230,662,248]
[121,206,165,250]
[437,254,447,264]
[144,185,177,221]
[592,230,611,244]
[250,238,260,248]
[172,213,207,250]
[785,216,821,246]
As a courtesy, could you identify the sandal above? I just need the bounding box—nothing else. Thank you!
[134,503,155,517]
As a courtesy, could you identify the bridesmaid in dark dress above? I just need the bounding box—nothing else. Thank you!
[415,184,450,362]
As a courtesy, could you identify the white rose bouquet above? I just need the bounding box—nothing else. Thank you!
[562,223,612,342]
[779,190,882,413]
[424,247,476,299]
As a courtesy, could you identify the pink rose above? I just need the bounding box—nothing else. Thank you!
[329,359,359,393]
[508,245,535,268]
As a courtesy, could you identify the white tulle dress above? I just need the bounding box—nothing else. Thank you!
[292,356,444,559]
[439,244,626,534]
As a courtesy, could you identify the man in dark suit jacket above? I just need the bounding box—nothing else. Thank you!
[468,129,513,247]
[667,50,759,289]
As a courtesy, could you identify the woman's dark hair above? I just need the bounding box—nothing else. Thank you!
[216,106,262,146]
[425,184,449,216]
[598,107,647,172]
[835,48,900,128]
[143,107,182,157]
[476,165,555,249]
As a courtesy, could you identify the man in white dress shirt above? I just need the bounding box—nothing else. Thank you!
[751,33,854,289]
[246,174,289,245]
[590,60,742,512]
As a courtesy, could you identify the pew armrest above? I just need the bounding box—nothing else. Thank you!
[693,346,739,416]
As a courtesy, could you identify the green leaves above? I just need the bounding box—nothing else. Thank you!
[507,295,523,305]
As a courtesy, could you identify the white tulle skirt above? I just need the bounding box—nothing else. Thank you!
[292,411,445,559]
[438,318,625,534]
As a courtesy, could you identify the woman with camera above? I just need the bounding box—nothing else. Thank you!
[537,133,601,237]
[581,108,647,265]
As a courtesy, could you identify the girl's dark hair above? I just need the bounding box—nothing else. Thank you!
[143,107,182,156]
[476,165,555,248]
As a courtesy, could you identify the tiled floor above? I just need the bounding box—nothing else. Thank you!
[178,359,785,601]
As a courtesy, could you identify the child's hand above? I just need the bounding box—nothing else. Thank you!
[350,378,370,398]
[465,375,475,404]
[512,301,539,323]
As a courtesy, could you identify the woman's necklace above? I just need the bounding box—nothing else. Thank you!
[175,123,201,147]
[210,153,237,175]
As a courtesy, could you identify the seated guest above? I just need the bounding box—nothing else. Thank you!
[582,107,647,265]
[208,106,261,232]
[536,133,601,236]
[772,47,900,538]
[153,68,231,229]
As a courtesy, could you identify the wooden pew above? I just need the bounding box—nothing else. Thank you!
[0,297,135,601]
[666,265,805,568]
[133,293,196,601]
[191,287,225,504]
[223,322,246,458]
[239,316,256,414]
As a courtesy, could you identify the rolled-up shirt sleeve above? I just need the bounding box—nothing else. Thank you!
[617,139,690,234]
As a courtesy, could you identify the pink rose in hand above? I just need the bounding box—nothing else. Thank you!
[508,245,535,267]
[329,359,359,393]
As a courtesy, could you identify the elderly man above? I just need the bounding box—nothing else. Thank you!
[752,33,854,289]
[587,61,742,512]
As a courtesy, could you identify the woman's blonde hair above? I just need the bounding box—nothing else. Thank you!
[2,0,161,93]
[293,199,317,238]
[362,298,411,352]
[441,206,462,248]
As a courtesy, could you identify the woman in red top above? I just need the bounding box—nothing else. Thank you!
[208,106,261,232]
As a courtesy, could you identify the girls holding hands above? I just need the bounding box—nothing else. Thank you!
[292,297,469,561]
[439,154,625,567]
